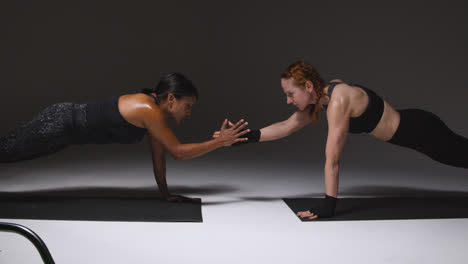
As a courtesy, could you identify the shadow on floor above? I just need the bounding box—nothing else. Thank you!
[0,184,239,198]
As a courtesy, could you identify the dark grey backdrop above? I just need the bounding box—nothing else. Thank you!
[1,0,467,169]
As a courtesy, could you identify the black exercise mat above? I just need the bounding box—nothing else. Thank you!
[283,196,468,221]
[0,197,202,222]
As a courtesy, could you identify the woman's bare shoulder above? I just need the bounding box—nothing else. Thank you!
[329,79,353,96]
[119,93,163,128]
[121,92,155,104]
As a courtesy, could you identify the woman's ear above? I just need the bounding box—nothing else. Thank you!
[167,93,176,102]
[305,80,314,93]
[167,93,175,109]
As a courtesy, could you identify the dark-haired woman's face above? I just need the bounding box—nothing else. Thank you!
[169,96,197,123]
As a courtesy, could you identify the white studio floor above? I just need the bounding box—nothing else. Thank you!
[1,148,468,264]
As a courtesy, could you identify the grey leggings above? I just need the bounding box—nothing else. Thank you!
[0,103,87,163]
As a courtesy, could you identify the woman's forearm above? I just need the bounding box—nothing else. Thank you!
[324,161,339,197]
[151,151,169,197]
[259,121,292,142]
[174,139,223,161]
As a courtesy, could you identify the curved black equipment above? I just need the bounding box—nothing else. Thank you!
[0,222,55,264]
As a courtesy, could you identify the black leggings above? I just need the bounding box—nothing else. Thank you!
[388,109,468,169]
[0,103,87,163]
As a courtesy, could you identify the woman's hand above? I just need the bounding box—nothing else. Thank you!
[165,194,201,203]
[212,120,243,138]
[297,195,337,220]
[297,210,319,220]
[212,121,235,138]
[216,119,250,146]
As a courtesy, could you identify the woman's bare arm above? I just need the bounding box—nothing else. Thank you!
[323,99,350,197]
[142,105,249,161]
[213,105,313,142]
[149,135,199,201]
[259,106,313,141]
[297,86,351,220]
[148,136,169,197]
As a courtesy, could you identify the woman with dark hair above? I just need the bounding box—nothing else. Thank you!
[214,60,468,219]
[0,72,250,202]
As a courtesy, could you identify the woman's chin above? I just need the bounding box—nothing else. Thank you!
[176,117,187,124]
[169,115,181,124]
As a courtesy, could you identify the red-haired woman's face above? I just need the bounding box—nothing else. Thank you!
[281,78,314,111]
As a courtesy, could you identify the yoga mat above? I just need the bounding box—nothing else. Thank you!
[283,196,468,221]
[0,197,202,222]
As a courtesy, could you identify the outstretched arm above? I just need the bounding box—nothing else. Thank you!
[259,106,313,141]
[142,105,249,160]
[213,105,314,143]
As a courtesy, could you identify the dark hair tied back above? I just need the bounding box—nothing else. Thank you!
[141,72,198,102]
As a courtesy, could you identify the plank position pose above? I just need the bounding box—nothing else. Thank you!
[0,73,250,202]
[214,60,468,219]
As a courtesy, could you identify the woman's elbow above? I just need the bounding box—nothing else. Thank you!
[325,157,340,168]
[173,154,186,161]
[168,146,187,161]
[172,151,189,161]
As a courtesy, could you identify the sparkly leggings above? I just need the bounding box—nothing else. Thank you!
[387,109,468,169]
[0,103,87,163]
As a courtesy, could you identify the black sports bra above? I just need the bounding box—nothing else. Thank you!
[325,82,385,134]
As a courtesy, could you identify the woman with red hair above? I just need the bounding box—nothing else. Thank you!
[214,60,468,219]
